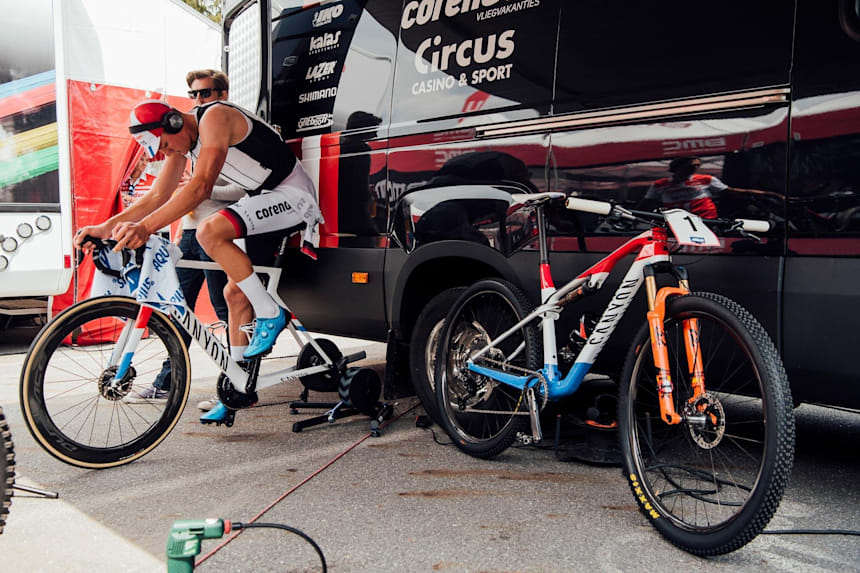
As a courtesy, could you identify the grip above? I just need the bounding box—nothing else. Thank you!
[343,351,367,364]
[736,219,772,233]
[565,197,612,215]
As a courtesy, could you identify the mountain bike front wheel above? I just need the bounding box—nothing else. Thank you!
[618,292,795,555]
[0,406,14,534]
[19,296,190,469]
[435,279,540,459]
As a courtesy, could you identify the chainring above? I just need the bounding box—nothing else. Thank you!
[216,373,258,410]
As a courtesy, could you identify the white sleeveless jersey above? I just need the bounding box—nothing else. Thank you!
[187,101,297,196]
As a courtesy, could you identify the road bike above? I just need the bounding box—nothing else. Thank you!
[19,237,381,469]
[0,405,13,534]
[433,192,795,555]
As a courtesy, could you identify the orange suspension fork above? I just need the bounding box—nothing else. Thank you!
[644,268,703,425]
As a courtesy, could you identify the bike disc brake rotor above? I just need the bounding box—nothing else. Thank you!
[98,366,136,401]
[448,321,505,408]
[686,392,726,449]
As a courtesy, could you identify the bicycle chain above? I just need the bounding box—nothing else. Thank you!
[474,357,548,411]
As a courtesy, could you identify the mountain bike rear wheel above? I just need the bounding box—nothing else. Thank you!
[0,405,14,534]
[618,292,794,555]
[20,296,190,469]
[435,279,540,458]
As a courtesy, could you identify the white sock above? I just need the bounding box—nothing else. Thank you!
[231,346,248,362]
[236,274,279,319]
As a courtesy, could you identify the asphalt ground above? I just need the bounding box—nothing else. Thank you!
[0,322,858,572]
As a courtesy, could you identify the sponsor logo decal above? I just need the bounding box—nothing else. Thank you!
[256,201,293,220]
[313,4,344,27]
[402,0,546,96]
[662,137,727,154]
[306,61,338,82]
[401,0,540,29]
[298,86,338,104]
[309,31,342,53]
[297,113,334,132]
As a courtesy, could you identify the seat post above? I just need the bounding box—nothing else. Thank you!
[272,234,290,269]
[536,204,549,265]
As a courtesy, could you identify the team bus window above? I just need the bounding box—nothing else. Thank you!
[554,1,794,113]
[0,1,59,206]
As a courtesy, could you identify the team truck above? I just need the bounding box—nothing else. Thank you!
[222,0,860,412]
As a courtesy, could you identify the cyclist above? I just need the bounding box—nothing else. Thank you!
[639,156,781,219]
[75,98,323,421]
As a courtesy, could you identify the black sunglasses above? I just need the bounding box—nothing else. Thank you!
[187,88,222,99]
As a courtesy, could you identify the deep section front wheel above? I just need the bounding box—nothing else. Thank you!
[0,405,14,534]
[19,296,190,469]
[435,279,540,458]
[618,292,794,555]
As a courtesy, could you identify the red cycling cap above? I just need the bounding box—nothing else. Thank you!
[128,100,172,159]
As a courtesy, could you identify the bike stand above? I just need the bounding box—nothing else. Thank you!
[289,388,393,435]
[290,394,361,433]
[12,483,59,498]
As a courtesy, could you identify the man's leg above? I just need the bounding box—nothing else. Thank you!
[197,214,285,359]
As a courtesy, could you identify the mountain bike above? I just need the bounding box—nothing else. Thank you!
[433,192,795,555]
[19,237,378,469]
[0,405,13,534]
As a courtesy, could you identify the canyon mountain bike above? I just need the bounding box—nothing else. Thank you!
[434,192,795,555]
[19,237,373,469]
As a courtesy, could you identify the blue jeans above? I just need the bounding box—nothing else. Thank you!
[154,229,229,390]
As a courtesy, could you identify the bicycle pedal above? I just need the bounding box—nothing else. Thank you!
[526,387,543,443]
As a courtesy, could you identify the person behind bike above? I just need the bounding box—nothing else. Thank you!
[126,69,244,406]
[75,97,323,422]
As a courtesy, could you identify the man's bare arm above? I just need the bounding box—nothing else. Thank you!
[114,154,187,227]
[138,107,236,235]
[74,153,186,250]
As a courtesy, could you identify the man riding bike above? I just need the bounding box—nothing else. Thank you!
[75,99,322,421]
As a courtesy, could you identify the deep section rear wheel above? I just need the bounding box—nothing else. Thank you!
[0,405,14,534]
[619,292,794,555]
[435,279,539,458]
[19,296,190,469]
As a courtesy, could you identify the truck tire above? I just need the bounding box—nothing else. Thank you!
[409,287,466,425]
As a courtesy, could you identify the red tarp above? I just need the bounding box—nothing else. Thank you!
[52,81,215,343]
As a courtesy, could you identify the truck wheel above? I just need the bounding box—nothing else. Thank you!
[409,287,466,425]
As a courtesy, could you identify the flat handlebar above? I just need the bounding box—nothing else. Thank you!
[564,197,773,234]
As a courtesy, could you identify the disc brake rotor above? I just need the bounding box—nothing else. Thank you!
[448,321,507,408]
[98,366,136,401]
[686,392,726,449]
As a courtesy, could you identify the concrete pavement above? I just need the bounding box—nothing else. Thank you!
[0,325,858,572]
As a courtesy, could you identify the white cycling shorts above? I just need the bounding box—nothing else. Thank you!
[220,161,323,238]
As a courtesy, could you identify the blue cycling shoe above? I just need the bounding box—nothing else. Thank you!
[244,307,287,359]
[200,401,235,427]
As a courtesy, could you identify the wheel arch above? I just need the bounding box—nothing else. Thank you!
[389,241,520,343]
